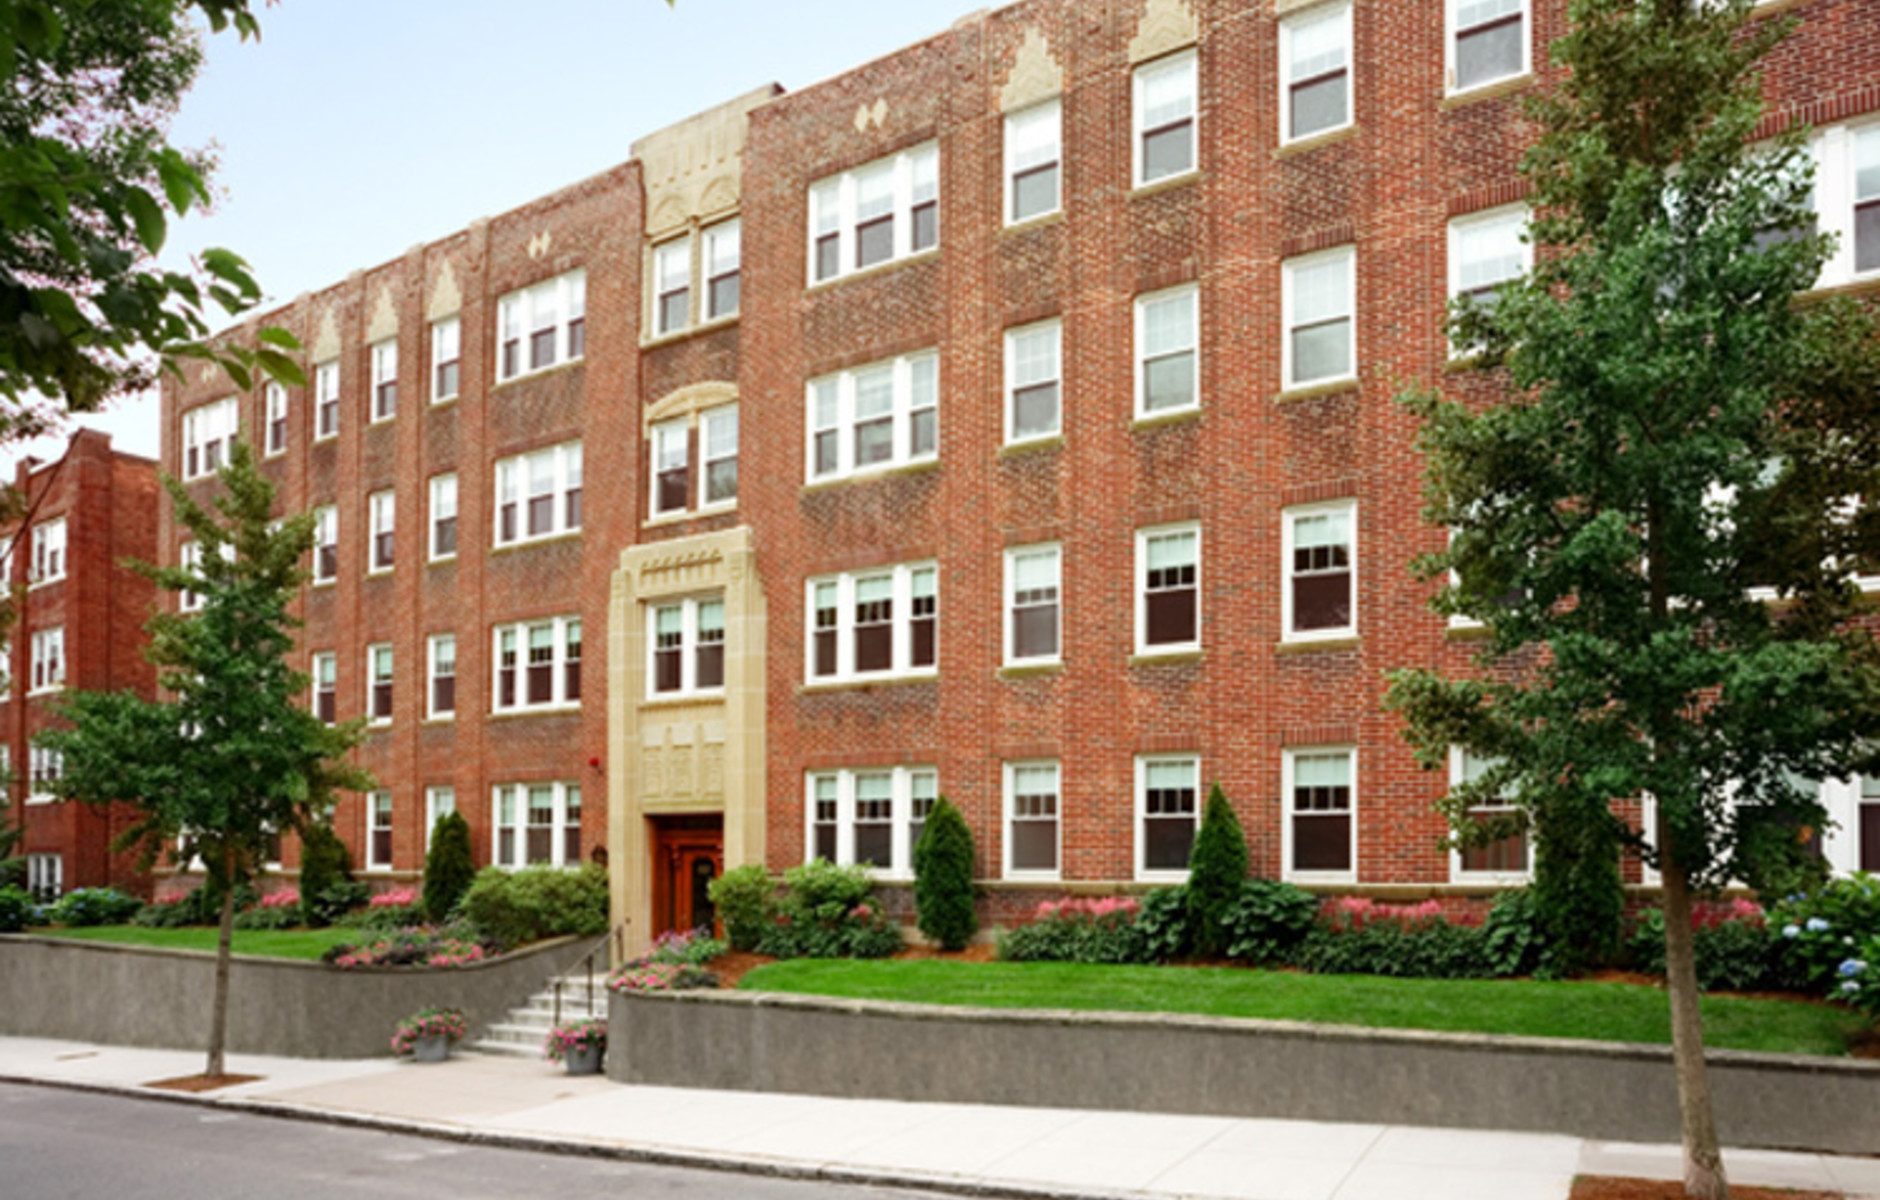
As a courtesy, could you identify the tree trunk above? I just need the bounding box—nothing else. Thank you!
[1661,858,1729,1200]
[205,858,235,1079]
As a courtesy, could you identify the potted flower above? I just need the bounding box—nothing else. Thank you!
[544,1017,606,1076]
[391,1006,469,1063]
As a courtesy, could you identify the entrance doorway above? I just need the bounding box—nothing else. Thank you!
[650,815,723,939]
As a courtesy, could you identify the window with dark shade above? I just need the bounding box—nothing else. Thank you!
[1141,757,1198,874]
[1141,527,1199,651]
[1287,506,1355,637]
[1290,750,1353,875]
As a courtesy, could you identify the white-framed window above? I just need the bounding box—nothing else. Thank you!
[180,540,204,612]
[264,382,288,456]
[651,418,689,517]
[1135,285,1199,416]
[1449,747,1530,881]
[25,853,61,900]
[29,517,65,585]
[1136,754,1199,881]
[1004,760,1061,879]
[428,473,458,561]
[654,236,692,335]
[314,361,340,440]
[806,562,937,684]
[1285,746,1356,882]
[1133,50,1197,187]
[28,744,62,804]
[491,781,582,867]
[1137,524,1200,654]
[366,643,393,725]
[1005,98,1062,224]
[427,633,456,721]
[425,785,456,849]
[647,598,723,698]
[1447,0,1529,94]
[29,627,63,693]
[805,765,937,880]
[1006,319,1062,443]
[1283,246,1355,388]
[701,404,739,508]
[1283,501,1357,641]
[496,269,586,382]
[1812,122,1880,286]
[806,351,938,482]
[1857,124,1880,277]
[431,316,461,403]
[494,442,582,546]
[493,616,582,713]
[1280,1,1352,144]
[705,218,741,319]
[367,790,394,871]
[808,142,939,284]
[312,504,338,584]
[370,339,398,423]
[181,397,238,480]
[1448,205,1530,354]
[311,650,337,724]
[1004,544,1061,666]
[368,490,395,574]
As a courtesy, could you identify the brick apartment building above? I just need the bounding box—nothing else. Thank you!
[159,0,1880,945]
[3,430,160,900]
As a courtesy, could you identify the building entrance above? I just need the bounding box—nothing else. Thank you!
[650,815,723,939]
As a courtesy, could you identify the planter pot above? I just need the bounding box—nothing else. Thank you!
[561,1044,604,1076]
[412,1034,453,1064]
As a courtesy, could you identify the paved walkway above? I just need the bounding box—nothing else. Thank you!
[2,1036,1875,1200]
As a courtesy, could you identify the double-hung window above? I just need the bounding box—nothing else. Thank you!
[1450,747,1529,879]
[1855,125,1880,276]
[808,142,939,284]
[1136,286,1198,416]
[1283,246,1355,388]
[1137,524,1199,653]
[312,505,338,583]
[705,219,741,318]
[1448,0,1528,94]
[1286,747,1356,880]
[427,633,456,720]
[806,562,937,684]
[1004,760,1061,878]
[366,643,393,725]
[651,419,689,517]
[1004,544,1061,666]
[701,404,739,507]
[429,473,458,561]
[265,383,288,456]
[805,765,936,878]
[1448,206,1529,354]
[425,786,456,849]
[182,397,238,480]
[806,351,938,482]
[497,269,586,381]
[370,339,398,422]
[1005,99,1062,224]
[431,317,461,402]
[647,598,723,698]
[1280,2,1351,144]
[491,781,582,867]
[311,651,336,723]
[28,745,63,805]
[494,442,582,546]
[1284,502,1356,640]
[25,852,61,899]
[1006,320,1062,443]
[368,490,395,574]
[315,361,340,440]
[654,237,691,335]
[492,616,582,713]
[29,518,65,585]
[1133,50,1197,186]
[29,628,63,693]
[367,790,394,870]
[1137,754,1198,880]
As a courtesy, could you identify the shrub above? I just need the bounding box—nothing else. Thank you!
[308,880,369,926]
[298,823,355,927]
[913,796,977,951]
[997,896,1150,964]
[232,890,305,931]
[544,1017,606,1061]
[134,882,260,928]
[1481,888,1549,978]
[48,888,142,927]
[1772,873,1880,993]
[1134,887,1191,963]
[1222,879,1318,965]
[0,885,37,932]
[132,895,195,928]
[1530,805,1624,974]
[1292,899,1491,979]
[1832,934,1879,1024]
[457,863,608,950]
[1185,784,1248,957]
[756,860,903,959]
[422,811,476,924]
[708,864,773,952]
[608,961,719,992]
[339,887,424,931]
[644,928,727,966]
[324,925,492,969]
[1624,902,1784,992]
[390,1006,467,1056]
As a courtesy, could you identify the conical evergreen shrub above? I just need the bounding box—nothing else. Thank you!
[1185,783,1249,957]
[423,810,476,923]
[913,796,977,951]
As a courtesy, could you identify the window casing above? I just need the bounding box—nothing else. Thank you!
[431,317,461,403]
[370,339,398,423]
[651,419,689,517]
[1004,760,1061,879]
[425,786,456,849]
[1280,2,1351,144]
[1005,99,1062,224]
[311,651,336,723]
[804,766,936,880]
[367,643,393,725]
[1133,50,1197,187]
[429,473,458,561]
[648,598,723,698]
[497,270,586,382]
[312,505,338,584]
[28,745,63,804]
[368,490,395,574]
[654,237,691,336]
[1284,502,1357,641]
[808,142,939,284]
[1006,319,1061,443]
[25,853,61,900]
[1447,0,1529,94]
[367,790,394,870]
[493,616,582,714]
[491,781,582,868]
[1137,754,1199,881]
[427,633,456,720]
[29,518,65,585]
[29,628,63,693]
[1137,524,1200,654]
[494,442,582,546]
[806,562,937,684]
[1136,286,1199,416]
[1283,246,1356,388]
[265,382,288,456]
[1448,206,1530,354]
[1285,747,1356,882]
[705,218,741,319]
[1851,123,1880,278]
[182,397,238,480]
[1450,747,1530,880]
[315,362,340,440]
[1004,544,1061,666]
[806,351,938,482]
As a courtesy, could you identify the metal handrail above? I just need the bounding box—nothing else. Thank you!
[549,921,627,1030]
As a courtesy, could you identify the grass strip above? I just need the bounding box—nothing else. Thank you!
[30,925,362,962]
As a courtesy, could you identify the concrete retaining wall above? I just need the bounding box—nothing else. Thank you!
[0,934,597,1059]
[612,989,1880,1156]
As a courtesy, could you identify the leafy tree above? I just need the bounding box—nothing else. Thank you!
[39,442,373,1077]
[1386,2,1880,1195]
[912,796,977,951]
[422,810,475,924]
[1185,783,1248,958]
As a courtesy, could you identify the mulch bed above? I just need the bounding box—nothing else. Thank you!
[143,1073,262,1093]
[1574,1178,1839,1200]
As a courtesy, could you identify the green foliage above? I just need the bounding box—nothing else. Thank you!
[1771,874,1880,992]
[337,900,424,931]
[297,823,355,927]
[996,897,1153,965]
[755,860,902,959]
[421,811,476,923]
[132,881,256,927]
[1626,909,1788,993]
[1185,784,1249,957]
[47,888,142,927]
[1480,888,1550,979]
[457,864,608,951]
[1133,887,1192,963]
[1221,879,1318,965]
[0,885,38,932]
[1531,817,1624,975]
[912,796,977,951]
[706,863,773,952]
[231,903,299,932]
[642,928,728,966]
[1293,919,1491,980]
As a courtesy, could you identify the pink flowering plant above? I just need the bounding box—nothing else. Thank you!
[323,929,493,969]
[543,1017,606,1062]
[390,1006,468,1056]
[998,894,1157,964]
[607,960,718,993]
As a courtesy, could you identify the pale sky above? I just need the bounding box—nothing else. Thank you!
[5,0,973,474]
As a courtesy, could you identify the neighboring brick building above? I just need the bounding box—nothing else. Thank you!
[2,430,160,900]
[160,0,1880,944]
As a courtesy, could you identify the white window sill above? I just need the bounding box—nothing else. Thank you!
[368,718,392,728]
[1452,870,1533,886]
[642,690,725,708]
[27,576,65,591]
[311,578,336,590]
[27,685,63,698]
[313,434,338,444]
[428,554,457,567]
[1131,168,1201,196]
[491,530,583,554]
[494,354,586,389]
[1280,630,1358,648]
[805,456,941,490]
[26,795,58,806]
[1003,207,1063,233]
[1135,869,1191,885]
[1286,870,1357,886]
[1003,868,1062,883]
[804,670,938,691]
[1134,643,1201,661]
[367,567,393,579]
[490,702,583,719]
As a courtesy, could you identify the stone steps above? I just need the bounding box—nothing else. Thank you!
[468,971,610,1059]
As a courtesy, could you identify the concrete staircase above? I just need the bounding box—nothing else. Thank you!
[470,966,611,1059]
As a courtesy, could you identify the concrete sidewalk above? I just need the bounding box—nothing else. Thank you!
[2,1036,1875,1200]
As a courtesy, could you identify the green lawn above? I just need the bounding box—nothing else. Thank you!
[31,925,362,961]
[738,960,1868,1057]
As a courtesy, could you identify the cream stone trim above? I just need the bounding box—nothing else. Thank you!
[853,99,891,133]
[999,28,1064,112]
[427,259,462,321]
[1129,0,1198,64]
[310,309,341,364]
[643,381,738,431]
[366,286,398,344]
[634,86,775,240]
